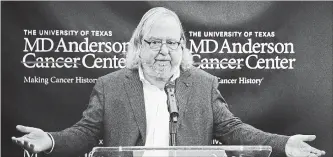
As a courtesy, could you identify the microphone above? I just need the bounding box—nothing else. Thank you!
[165,80,178,146]
[164,81,179,122]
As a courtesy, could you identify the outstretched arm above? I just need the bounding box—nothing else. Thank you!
[211,77,325,157]
[12,78,105,156]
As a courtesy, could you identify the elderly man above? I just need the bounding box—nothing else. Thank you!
[12,7,325,157]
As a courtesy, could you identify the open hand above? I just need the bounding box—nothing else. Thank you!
[12,125,52,153]
[285,135,325,157]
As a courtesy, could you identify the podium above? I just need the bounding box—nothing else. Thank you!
[89,146,272,157]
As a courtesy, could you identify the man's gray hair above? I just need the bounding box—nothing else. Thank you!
[125,7,193,70]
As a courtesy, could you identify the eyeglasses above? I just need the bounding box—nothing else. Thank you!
[143,39,181,50]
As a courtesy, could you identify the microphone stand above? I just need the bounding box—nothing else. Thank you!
[165,81,178,147]
[170,115,178,146]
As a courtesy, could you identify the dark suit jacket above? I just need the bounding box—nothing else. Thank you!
[50,67,289,157]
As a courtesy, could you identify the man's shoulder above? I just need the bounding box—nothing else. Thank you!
[186,67,217,82]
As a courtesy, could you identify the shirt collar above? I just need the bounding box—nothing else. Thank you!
[138,65,180,85]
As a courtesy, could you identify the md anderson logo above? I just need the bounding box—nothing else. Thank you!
[218,77,264,86]
[24,76,97,85]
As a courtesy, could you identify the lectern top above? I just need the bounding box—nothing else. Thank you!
[90,146,273,157]
[92,146,272,152]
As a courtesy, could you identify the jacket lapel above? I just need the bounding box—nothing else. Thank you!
[124,69,147,143]
[175,68,193,127]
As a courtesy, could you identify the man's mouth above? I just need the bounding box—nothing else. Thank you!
[156,59,170,61]
[155,60,171,67]
[155,60,171,63]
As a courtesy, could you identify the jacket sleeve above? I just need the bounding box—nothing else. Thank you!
[211,77,290,157]
[48,77,104,156]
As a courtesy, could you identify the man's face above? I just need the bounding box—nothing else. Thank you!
[140,15,182,80]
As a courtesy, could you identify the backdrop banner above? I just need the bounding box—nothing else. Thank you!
[2,1,332,157]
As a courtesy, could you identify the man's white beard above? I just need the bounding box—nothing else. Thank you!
[141,62,174,80]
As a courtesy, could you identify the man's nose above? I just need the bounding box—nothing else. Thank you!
[159,44,169,55]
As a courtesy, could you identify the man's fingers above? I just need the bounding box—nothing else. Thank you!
[303,144,326,156]
[24,140,30,149]
[12,136,33,150]
[297,135,316,142]
[310,148,326,156]
[29,143,35,151]
[12,138,18,145]
[16,125,38,133]
[24,139,38,153]
[12,137,25,146]
[309,148,323,156]
[12,136,41,153]
[11,136,18,142]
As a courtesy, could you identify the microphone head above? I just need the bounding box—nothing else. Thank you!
[164,80,176,92]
